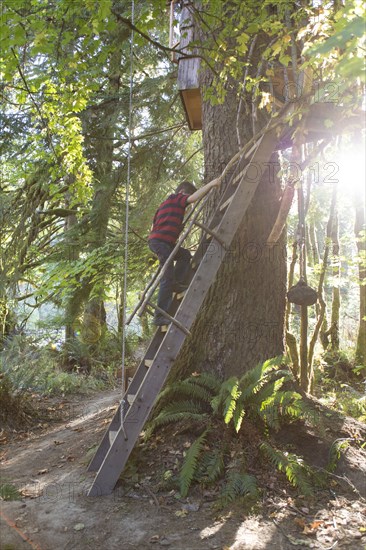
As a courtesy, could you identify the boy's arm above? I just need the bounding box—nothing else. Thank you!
[186,177,221,204]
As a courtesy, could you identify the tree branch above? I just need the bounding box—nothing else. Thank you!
[111,7,219,76]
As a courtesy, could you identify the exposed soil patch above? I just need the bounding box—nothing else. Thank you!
[1,389,365,550]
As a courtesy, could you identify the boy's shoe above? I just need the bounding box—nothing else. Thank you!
[153,315,169,326]
[173,282,188,293]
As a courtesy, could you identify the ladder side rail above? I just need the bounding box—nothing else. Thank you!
[126,130,267,326]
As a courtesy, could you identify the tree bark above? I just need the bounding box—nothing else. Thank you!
[64,189,79,341]
[297,165,309,391]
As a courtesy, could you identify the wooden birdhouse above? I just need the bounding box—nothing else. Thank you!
[169,0,202,130]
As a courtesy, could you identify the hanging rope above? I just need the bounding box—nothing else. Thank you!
[121,0,135,411]
[287,143,317,307]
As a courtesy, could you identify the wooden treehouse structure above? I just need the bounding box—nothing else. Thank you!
[85,3,364,497]
[170,1,361,142]
[170,0,202,130]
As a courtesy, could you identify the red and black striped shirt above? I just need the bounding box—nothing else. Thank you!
[148,193,189,244]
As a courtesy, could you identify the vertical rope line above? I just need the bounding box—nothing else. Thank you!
[121,0,135,409]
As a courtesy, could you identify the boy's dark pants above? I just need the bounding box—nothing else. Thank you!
[148,239,191,321]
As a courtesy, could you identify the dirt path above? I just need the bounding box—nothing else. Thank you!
[1,389,365,550]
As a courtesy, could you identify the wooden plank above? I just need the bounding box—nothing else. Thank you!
[178,58,200,90]
[147,300,191,335]
[109,430,118,445]
[179,89,202,131]
[232,168,246,187]
[245,136,263,159]
[127,395,135,405]
[87,126,279,496]
[87,404,122,472]
[219,195,234,212]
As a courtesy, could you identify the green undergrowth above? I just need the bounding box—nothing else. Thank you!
[0,335,107,397]
[0,479,21,501]
[314,350,366,423]
[144,357,345,507]
[0,334,115,428]
[0,329,143,428]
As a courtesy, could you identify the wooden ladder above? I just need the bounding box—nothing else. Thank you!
[87,124,281,496]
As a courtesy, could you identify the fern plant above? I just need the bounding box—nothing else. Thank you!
[180,430,210,497]
[219,471,258,507]
[145,356,321,503]
[146,371,230,497]
[260,441,316,496]
[327,438,351,473]
[237,357,320,431]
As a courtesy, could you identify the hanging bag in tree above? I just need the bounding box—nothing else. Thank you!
[287,278,318,306]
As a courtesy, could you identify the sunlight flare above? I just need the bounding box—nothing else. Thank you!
[338,145,366,197]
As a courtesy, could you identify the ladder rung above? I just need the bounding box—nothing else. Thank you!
[145,359,153,367]
[232,167,246,186]
[219,195,234,212]
[193,221,227,249]
[147,300,191,336]
[127,394,135,405]
[109,430,118,444]
[245,137,262,159]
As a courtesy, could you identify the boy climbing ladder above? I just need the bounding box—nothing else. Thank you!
[148,177,221,325]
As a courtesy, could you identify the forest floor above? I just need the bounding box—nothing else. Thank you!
[1,387,365,550]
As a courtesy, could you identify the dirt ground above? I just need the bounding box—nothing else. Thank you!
[1,388,365,550]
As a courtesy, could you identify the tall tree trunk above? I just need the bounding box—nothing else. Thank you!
[286,240,300,379]
[65,22,130,344]
[64,189,79,341]
[355,201,366,364]
[296,144,309,391]
[309,221,320,266]
[330,206,340,351]
[0,298,9,344]
[308,183,337,368]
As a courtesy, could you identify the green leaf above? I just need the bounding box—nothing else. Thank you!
[180,430,209,497]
